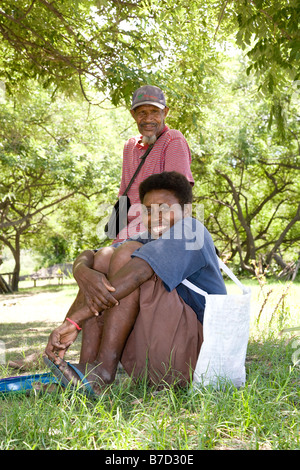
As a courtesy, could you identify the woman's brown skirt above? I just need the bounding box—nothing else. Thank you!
[120,275,203,387]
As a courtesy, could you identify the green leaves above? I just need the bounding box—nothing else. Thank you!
[0,82,127,284]
[0,0,299,121]
[0,0,223,134]
[190,51,300,273]
[233,0,300,79]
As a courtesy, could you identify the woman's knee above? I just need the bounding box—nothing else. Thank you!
[93,246,115,272]
[109,241,143,270]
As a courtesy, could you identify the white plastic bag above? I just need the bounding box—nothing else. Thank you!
[182,259,251,389]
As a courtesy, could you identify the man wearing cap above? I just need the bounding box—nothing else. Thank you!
[63,86,194,317]
[116,85,194,241]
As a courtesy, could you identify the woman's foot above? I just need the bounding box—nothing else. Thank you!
[57,359,114,395]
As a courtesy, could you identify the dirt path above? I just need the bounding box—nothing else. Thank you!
[0,289,76,324]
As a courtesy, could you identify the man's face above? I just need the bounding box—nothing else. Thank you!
[142,189,190,239]
[131,104,169,139]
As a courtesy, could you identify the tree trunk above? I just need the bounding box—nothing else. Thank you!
[216,169,256,272]
[0,274,12,293]
[11,234,21,292]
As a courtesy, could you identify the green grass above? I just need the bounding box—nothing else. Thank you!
[0,279,299,450]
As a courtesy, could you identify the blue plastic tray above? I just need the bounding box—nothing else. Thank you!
[0,372,58,393]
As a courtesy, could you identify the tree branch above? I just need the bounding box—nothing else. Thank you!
[0,190,77,230]
[266,202,300,264]
[215,168,256,261]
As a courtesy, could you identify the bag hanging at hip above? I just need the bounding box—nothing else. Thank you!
[104,195,131,240]
[104,139,158,239]
[182,258,251,390]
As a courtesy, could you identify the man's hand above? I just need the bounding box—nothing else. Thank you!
[75,266,119,314]
[45,321,79,363]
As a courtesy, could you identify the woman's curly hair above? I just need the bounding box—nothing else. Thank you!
[139,171,193,207]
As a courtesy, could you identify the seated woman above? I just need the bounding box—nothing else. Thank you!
[44,171,226,394]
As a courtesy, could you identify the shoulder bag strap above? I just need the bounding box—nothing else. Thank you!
[181,258,250,296]
[217,258,248,293]
[122,144,154,196]
[122,130,166,197]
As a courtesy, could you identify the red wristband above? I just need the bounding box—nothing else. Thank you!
[66,317,82,331]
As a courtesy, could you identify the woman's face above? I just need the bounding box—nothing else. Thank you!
[142,189,190,239]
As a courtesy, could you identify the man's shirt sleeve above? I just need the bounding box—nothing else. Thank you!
[163,134,194,185]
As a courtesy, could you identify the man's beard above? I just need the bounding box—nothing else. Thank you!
[142,134,157,145]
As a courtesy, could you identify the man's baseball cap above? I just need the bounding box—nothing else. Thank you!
[131,85,167,110]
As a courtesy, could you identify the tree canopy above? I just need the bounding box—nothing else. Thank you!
[189,53,300,276]
[1,1,299,127]
[0,82,131,289]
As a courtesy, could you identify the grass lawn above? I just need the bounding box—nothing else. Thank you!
[0,278,299,450]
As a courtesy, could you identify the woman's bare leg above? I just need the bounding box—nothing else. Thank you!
[77,247,115,362]
[91,242,142,383]
[59,242,143,390]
